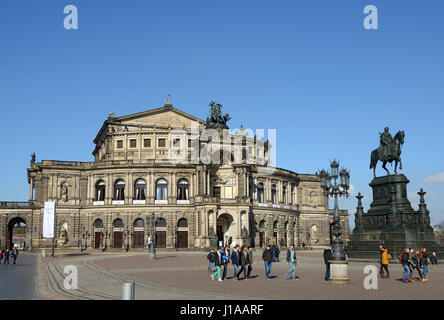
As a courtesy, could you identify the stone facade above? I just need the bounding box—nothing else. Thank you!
[0,102,349,250]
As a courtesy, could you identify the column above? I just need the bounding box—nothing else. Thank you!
[29,178,34,201]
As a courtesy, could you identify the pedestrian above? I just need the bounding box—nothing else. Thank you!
[271,240,278,263]
[210,248,223,282]
[399,248,410,283]
[412,250,424,282]
[231,245,240,279]
[234,245,250,280]
[421,248,429,280]
[262,245,273,280]
[207,249,215,273]
[378,244,385,278]
[3,249,10,266]
[323,245,332,282]
[407,248,415,282]
[381,247,390,279]
[221,245,230,280]
[430,252,437,265]
[284,245,298,280]
[12,247,18,266]
[246,247,253,280]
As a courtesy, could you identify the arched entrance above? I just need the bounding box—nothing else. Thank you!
[216,213,236,247]
[155,218,166,248]
[113,219,124,248]
[93,219,104,249]
[177,218,188,248]
[7,218,27,250]
[133,218,144,248]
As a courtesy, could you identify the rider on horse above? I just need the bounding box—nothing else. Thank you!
[379,127,393,161]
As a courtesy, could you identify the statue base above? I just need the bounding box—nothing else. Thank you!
[328,260,350,284]
[348,174,444,259]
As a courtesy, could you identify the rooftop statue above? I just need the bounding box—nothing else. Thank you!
[206,101,231,129]
[370,127,405,177]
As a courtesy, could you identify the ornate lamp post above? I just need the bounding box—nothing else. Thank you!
[319,160,350,283]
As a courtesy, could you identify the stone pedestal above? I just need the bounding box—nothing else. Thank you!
[328,260,350,284]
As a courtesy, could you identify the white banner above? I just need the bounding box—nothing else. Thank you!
[43,202,56,238]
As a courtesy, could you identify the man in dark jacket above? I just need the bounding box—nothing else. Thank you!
[323,245,332,282]
[379,244,384,278]
[231,245,240,279]
[262,245,273,279]
[234,246,250,280]
[12,248,18,266]
[271,241,278,263]
[3,249,10,265]
[400,248,410,283]
[284,245,298,280]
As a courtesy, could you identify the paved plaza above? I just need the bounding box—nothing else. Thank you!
[37,250,444,300]
[0,252,40,300]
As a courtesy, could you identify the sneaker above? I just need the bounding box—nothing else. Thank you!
[218,279,223,282]
[246,277,250,280]
[234,277,238,281]
[211,275,214,280]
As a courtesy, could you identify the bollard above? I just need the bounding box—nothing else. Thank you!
[42,249,46,258]
[122,282,135,300]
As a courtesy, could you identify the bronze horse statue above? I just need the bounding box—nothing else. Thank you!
[370,130,405,177]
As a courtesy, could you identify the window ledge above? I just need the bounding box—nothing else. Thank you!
[133,200,146,205]
[112,200,125,205]
[176,200,190,205]
[93,201,105,206]
[155,200,168,205]
[258,203,268,207]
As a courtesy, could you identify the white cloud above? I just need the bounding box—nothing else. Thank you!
[348,184,356,197]
[424,172,444,184]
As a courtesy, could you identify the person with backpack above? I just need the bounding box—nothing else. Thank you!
[381,247,390,278]
[221,245,230,280]
[210,248,223,282]
[399,248,410,283]
[207,249,215,273]
[284,245,298,280]
[262,245,273,280]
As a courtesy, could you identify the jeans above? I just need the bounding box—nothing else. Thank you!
[402,265,410,280]
[233,264,239,278]
[236,265,247,279]
[212,266,221,280]
[247,264,252,278]
[285,262,296,279]
[208,261,215,272]
[222,263,228,279]
[325,263,330,281]
[423,264,428,278]
[264,261,272,278]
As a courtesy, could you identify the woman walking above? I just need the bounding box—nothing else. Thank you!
[246,247,254,280]
[210,248,223,282]
[412,250,424,281]
[381,247,390,278]
[221,245,230,280]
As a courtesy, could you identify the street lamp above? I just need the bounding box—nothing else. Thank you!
[319,160,350,283]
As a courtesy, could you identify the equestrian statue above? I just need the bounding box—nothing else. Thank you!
[369,127,405,177]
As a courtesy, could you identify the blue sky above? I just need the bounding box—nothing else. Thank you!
[1,0,443,228]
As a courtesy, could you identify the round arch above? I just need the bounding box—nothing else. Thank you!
[7,217,27,250]
[216,213,236,247]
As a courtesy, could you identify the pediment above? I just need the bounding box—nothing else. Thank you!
[115,105,205,129]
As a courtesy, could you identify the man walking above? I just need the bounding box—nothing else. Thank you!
[221,245,230,280]
[381,246,390,279]
[400,248,410,283]
[246,247,254,280]
[378,244,385,278]
[323,245,332,282]
[3,249,10,266]
[210,248,223,282]
[12,247,18,266]
[262,245,273,280]
[284,245,298,280]
[271,240,278,263]
[234,245,250,280]
[231,245,240,279]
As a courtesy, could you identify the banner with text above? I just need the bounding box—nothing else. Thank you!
[43,201,56,238]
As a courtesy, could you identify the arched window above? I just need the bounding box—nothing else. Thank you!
[95,180,106,201]
[177,218,188,228]
[94,219,103,228]
[271,184,277,204]
[134,179,146,200]
[113,219,123,228]
[114,179,125,201]
[156,179,168,200]
[134,218,144,228]
[259,220,265,232]
[177,179,189,200]
[273,220,278,231]
[156,218,166,228]
[257,183,264,203]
